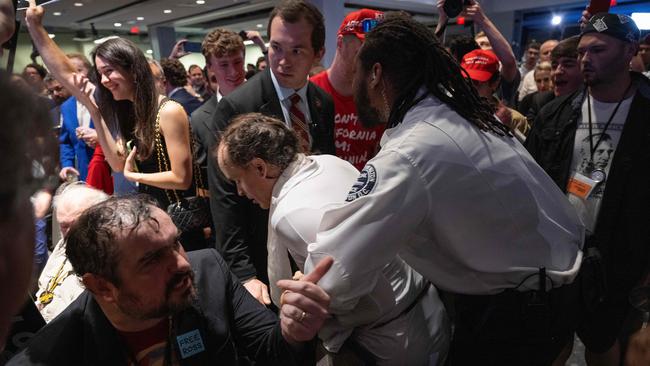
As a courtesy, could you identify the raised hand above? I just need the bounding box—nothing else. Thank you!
[169,39,190,59]
[24,0,45,29]
[123,145,139,181]
[462,0,487,25]
[72,72,98,112]
[277,256,333,345]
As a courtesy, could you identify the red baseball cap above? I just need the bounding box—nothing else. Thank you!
[338,9,384,41]
[460,49,499,82]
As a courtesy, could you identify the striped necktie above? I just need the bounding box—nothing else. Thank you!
[289,93,311,153]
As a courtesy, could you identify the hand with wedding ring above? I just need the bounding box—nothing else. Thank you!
[278,256,333,346]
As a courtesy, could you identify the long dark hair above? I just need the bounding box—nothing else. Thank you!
[358,12,509,136]
[91,38,158,160]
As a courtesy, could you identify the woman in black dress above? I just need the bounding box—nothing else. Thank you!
[25,3,205,249]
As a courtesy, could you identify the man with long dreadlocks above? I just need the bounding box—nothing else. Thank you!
[304,12,585,365]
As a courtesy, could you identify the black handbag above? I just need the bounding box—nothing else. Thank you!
[154,100,211,232]
[165,195,211,233]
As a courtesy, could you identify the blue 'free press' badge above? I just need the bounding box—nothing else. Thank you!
[176,329,205,359]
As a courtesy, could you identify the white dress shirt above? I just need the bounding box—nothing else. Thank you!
[76,100,91,129]
[269,70,312,126]
[268,154,449,364]
[35,239,85,322]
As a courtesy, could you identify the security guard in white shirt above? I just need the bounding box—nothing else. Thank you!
[217,113,449,365]
[304,13,585,366]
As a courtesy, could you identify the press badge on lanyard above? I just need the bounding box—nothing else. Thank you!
[567,171,598,199]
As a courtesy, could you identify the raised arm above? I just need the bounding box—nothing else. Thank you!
[464,1,518,82]
[434,0,449,39]
[24,0,85,100]
[26,1,126,171]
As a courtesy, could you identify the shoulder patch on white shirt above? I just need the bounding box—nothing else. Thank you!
[346,164,377,202]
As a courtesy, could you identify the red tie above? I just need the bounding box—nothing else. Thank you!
[289,93,311,153]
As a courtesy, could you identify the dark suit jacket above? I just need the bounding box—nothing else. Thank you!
[171,88,203,116]
[206,69,335,283]
[190,94,219,188]
[517,90,555,127]
[8,249,306,365]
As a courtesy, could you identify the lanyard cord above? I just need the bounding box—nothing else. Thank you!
[39,258,70,301]
[586,82,632,163]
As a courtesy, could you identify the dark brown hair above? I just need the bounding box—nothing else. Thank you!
[23,63,47,79]
[66,195,159,285]
[267,0,325,53]
[551,36,579,63]
[160,58,188,88]
[91,37,158,160]
[218,113,299,170]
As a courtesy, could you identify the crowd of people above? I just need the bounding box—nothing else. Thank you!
[1,0,649,364]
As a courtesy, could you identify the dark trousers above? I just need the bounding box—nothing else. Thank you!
[448,281,579,366]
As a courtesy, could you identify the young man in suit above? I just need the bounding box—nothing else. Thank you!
[206,0,335,304]
[191,29,247,189]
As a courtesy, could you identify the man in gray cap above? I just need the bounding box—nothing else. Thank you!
[526,13,650,365]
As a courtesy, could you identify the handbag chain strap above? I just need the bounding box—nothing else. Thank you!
[154,99,207,205]
[187,117,206,193]
[154,99,182,205]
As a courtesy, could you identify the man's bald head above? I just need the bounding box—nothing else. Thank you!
[54,184,109,238]
[540,40,559,63]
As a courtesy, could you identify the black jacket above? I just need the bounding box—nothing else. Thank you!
[190,94,219,188]
[8,249,305,365]
[205,69,335,282]
[525,73,650,297]
[170,88,203,116]
[517,90,555,127]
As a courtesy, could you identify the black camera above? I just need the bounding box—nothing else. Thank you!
[443,0,473,18]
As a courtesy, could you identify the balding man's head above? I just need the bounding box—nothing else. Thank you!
[54,184,109,238]
[540,40,559,63]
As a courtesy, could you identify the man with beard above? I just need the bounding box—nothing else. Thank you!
[8,196,333,365]
[526,13,650,365]
[188,64,211,101]
[304,12,584,365]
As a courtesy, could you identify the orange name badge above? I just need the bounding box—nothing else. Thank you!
[567,172,596,199]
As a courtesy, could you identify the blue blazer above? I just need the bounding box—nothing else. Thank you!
[170,87,203,116]
[59,97,95,181]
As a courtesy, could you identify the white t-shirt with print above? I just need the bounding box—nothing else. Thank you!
[568,94,633,234]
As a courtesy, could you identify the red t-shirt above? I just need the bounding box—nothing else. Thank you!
[311,71,385,170]
[118,318,178,366]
